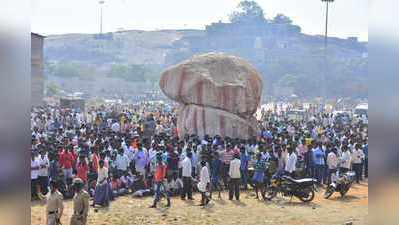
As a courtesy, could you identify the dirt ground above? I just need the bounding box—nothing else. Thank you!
[31,181,368,225]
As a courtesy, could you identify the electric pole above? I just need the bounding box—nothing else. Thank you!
[99,0,105,34]
[321,0,334,103]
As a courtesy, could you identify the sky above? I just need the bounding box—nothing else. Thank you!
[31,0,368,41]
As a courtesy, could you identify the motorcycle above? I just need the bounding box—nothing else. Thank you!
[324,171,355,199]
[264,174,318,202]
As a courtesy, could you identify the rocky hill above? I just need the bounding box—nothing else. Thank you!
[43,5,367,99]
[44,29,204,65]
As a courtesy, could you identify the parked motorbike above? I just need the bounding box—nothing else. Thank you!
[324,171,355,199]
[264,174,317,202]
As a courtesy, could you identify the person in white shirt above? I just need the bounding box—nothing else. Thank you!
[201,139,208,146]
[126,144,136,163]
[361,114,368,125]
[111,121,120,133]
[326,148,338,184]
[115,149,130,174]
[198,161,211,206]
[107,118,113,128]
[93,160,110,207]
[281,146,289,166]
[351,143,365,183]
[284,147,297,177]
[339,146,351,174]
[287,125,295,137]
[181,152,193,200]
[38,150,50,196]
[261,150,271,162]
[147,146,158,174]
[31,152,41,200]
[228,154,241,200]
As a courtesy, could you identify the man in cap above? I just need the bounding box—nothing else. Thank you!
[46,180,64,225]
[70,178,90,225]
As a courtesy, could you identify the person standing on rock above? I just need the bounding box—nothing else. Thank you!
[228,153,241,201]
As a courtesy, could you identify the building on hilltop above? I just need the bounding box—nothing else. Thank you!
[205,20,301,37]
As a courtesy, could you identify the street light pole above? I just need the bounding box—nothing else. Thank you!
[323,0,334,49]
[321,0,334,103]
[99,1,105,34]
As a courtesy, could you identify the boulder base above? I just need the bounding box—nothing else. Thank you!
[177,104,258,139]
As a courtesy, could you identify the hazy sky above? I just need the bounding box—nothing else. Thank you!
[31,0,368,41]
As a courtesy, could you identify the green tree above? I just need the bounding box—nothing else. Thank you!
[229,1,266,24]
[46,82,61,97]
[109,64,129,78]
[78,66,96,81]
[108,63,147,82]
[44,61,57,77]
[273,14,292,24]
[277,74,299,87]
[51,62,81,78]
[127,64,147,82]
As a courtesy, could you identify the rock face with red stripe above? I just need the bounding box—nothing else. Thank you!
[176,104,259,139]
[160,52,262,139]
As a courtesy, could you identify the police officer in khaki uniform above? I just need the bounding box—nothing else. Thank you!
[46,180,64,225]
[70,178,90,225]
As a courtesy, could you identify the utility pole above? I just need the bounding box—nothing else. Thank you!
[99,0,105,34]
[322,0,334,50]
[321,0,334,104]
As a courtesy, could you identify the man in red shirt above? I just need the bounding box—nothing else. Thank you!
[59,146,74,184]
[149,156,170,208]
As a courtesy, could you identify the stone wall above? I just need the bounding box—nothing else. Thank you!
[31,33,44,107]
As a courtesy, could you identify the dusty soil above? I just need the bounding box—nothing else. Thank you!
[31,182,368,225]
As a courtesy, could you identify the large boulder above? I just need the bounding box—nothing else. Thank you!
[160,52,263,139]
[176,104,259,139]
[160,53,262,117]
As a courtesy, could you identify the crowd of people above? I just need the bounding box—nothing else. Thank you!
[31,102,368,225]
